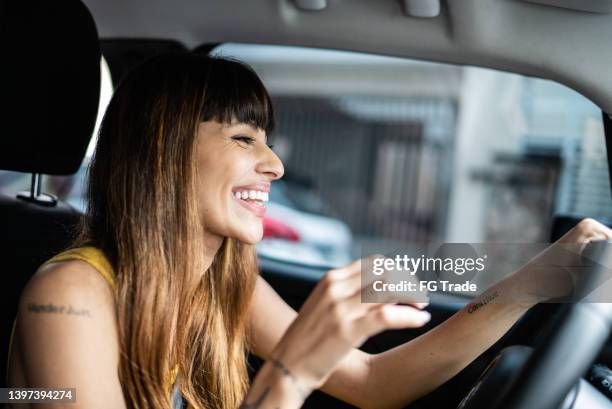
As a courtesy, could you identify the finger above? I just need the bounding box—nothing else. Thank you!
[323,270,363,300]
[341,279,429,322]
[359,257,430,307]
[325,254,388,296]
[342,253,387,279]
[592,224,612,240]
[358,275,427,306]
[580,219,612,241]
[407,300,430,310]
[354,304,431,337]
[329,274,403,323]
[317,255,384,304]
[339,281,388,322]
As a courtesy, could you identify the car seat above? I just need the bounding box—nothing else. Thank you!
[0,0,101,386]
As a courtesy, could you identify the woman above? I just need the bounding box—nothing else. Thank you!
[7,52,612,409]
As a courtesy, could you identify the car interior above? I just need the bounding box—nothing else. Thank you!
[3,0,612,408]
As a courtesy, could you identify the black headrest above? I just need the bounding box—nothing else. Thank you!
[0,0,101,175]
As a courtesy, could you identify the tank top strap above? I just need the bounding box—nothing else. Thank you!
[42,246,116,288]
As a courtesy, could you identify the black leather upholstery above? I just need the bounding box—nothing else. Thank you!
[0,196,83,385]
[0,0,100,175]
[0,0,100,387]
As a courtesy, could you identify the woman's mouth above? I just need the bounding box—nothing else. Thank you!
[232,189,269,218]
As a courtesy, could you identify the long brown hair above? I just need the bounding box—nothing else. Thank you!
[76,52,275,408]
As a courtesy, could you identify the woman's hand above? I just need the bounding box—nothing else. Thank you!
[557,217,612,247]
[269,255,432,394]
[511,218,612,304]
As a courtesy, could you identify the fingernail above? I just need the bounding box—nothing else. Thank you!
[419,311,431,323]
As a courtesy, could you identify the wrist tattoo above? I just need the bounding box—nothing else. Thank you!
[268,356,309,399]
[239,386,279,409]
[467,291,499,314]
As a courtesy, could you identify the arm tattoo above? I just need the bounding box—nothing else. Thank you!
[467,291,499,314]
[238,386,279,409]
[238,358,309,408]
[268,356,309,400]
[27,302,91,317]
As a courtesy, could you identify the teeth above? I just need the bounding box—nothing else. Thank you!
[233,189,269,202]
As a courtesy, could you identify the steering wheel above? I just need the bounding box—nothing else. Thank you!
[457,241,612,409]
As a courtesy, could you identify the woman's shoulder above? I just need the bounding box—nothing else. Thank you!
[41,246,116,287]
[15,247,119,356]
[11,249,123,402]
[20,247,116,318]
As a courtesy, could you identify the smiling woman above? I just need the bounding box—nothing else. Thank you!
[194,120,282,243]
[82,53,284,408]
[10,51,436,409]
[7,53,284,409]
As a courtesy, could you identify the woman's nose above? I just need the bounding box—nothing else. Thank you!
[257,145,284,180]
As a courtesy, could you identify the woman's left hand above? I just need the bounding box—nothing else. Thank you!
[510,218,612,304]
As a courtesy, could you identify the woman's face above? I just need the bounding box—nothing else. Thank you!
[195,120,284,244]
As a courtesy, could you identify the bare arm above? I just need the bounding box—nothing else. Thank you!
[247,258,435,408]
[365,218,612,409]
[15,261,127,409]
[248,275,375,407]
[239,358,309,409]
[366,278,530,409]
[247,273,526,409]
[247,219,612,409]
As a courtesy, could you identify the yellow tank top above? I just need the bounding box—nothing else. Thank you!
[8,246,180,399]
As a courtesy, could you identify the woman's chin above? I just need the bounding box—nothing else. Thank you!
[231,228,263,245]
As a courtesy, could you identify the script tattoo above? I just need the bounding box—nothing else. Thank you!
[467,291,499,314]
[238,357,309,408]
[268,356,309,399]
[238,387,278,409]
[27,302,91,317]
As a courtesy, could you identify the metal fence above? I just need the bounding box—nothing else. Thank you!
[272,96,457,243]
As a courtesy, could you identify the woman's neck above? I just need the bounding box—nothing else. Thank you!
[202,232,224,271]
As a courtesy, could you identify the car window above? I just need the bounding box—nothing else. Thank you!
[212,43,611,269]
[1,46,609,276]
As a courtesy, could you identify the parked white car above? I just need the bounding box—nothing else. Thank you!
[257,180,353,267]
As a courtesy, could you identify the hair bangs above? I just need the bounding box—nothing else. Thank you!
[201,56,275,134]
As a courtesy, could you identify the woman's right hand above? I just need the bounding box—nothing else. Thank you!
[269,255,432,394]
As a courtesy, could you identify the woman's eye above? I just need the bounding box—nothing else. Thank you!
[232,135,255,145]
